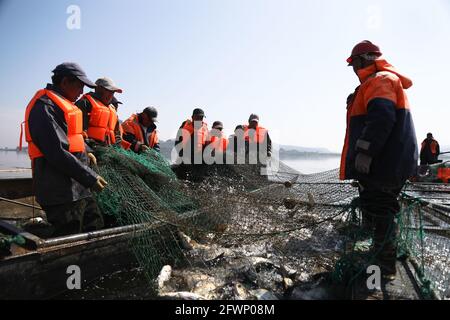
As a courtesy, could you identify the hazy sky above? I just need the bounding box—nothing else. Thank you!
[0,0,449,152]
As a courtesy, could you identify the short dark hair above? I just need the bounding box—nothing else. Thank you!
[51,73,78,86]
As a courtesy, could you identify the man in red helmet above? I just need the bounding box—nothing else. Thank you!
[340,41,418,280]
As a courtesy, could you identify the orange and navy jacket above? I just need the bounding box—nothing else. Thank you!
[22,84,98,206]
[121,113,159,153]
[175,119,209,156]
[340,59,418,186]
[76,93,119,145]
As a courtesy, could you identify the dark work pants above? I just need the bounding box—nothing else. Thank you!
[358,181,403,275]
[43,197,104,237]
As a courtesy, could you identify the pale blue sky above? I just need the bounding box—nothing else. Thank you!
[0,0,449,152]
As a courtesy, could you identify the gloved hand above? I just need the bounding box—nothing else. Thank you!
[87,153,97,166]
[140,144,150,152]
[355,153,372,174]
[92,176,108,192]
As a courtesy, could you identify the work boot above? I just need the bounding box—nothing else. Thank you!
[360,209,375,233]
[372,211,398,280]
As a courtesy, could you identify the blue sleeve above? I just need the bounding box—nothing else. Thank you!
[152,142,160,152]
[28,101,98,187]
[356,97,396,157]
[123,132,140,152]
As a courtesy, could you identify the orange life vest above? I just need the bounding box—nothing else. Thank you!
[122,114,158,149]
[84,94,118,144]
[243,125,267,144]
[209,134,229,152]
[22,89,85,160]
[437,167,450,183]
[181,119,209,152]
[421,140,438,155]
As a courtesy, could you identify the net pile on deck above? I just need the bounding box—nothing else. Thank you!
[93,146,198,282]
[92,147,449,299]
[398,183,450,299]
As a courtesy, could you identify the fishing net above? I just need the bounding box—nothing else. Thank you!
[92,146,198,282]
[0,234,25,257]
[92,146,449,300]
[398,184,450,299]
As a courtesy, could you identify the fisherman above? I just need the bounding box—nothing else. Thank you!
[23,62,107,236]
[420,133,440,165]
[121,107,160,153]
[175,108,209,164]
[110,97,132,150]
[110,96,122,111]
[243,114,272,164]
[208,121,228,163]
[228,125,246,164]
[341,41,418,280]
[75,77,124,148]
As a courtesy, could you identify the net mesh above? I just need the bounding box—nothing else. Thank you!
[92,146,450,300]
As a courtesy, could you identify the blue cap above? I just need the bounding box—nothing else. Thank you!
[52,62,96,88]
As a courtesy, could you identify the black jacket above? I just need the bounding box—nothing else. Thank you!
[122,120,160,153]
[28,84,98,206]
[174,120,207,162]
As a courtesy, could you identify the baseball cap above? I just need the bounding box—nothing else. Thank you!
[52,62,96,88]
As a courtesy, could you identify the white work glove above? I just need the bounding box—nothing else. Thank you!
[140,144,150,152]
[355,153,372,174]
[87,152,97,166]
[92,176,108,192]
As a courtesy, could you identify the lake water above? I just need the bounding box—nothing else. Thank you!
[281,156,341,174]
[0,151,341,177]
[5,151,448,178]
[0,151,31,169]
[0,151,32,178]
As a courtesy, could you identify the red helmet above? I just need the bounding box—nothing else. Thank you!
[346,40,382,64]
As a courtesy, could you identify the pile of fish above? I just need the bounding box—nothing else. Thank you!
[155,227,345,300]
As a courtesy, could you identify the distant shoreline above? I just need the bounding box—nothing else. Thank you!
[0,148,27,152]
[278,149,341,159]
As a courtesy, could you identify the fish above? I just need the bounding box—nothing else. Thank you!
[159,291,206,300]
[156,265,172,289]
